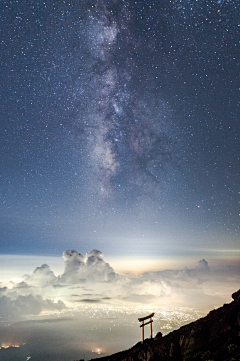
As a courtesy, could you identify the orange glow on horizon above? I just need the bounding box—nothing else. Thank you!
[0,343,25,349]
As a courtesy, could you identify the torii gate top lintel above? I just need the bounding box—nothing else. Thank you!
[138,312,154,322]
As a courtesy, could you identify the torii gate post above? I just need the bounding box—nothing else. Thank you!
[138,313,155,344]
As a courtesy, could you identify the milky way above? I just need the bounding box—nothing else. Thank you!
[0,0,239,255]
[75,0,180,201]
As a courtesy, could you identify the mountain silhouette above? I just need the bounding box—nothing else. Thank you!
[90,289,240,361]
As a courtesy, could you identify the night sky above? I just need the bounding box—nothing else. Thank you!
[1,0,239,258]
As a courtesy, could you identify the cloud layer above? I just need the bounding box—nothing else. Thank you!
[1,250,239,319]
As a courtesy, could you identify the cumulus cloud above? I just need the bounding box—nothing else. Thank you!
[0,250,122,319]
[24,264,57,287]
[2,251,239,319]
[0,286,7,294]
[59,249,117,283]
[14,281,31,289]
[60,250,85,283]
[195,258,210,272]
[0,294,65,319]
[85,250,116,281]
[140,259,210,282]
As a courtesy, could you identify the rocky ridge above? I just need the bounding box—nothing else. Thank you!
[91,290,240,361]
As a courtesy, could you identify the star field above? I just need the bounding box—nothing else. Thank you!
[0,0,239,256]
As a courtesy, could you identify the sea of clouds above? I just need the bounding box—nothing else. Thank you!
[0,250,239,320]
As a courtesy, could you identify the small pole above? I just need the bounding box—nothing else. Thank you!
[142,321,144,343]
[150,317,152,338]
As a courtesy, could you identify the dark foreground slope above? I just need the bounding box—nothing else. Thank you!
[91,290,240,361]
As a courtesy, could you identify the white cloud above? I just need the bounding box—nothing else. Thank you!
[24,264,57,287]
[1,251,239,320]
[58,250,118,283]
[85,250,116,281]
[0,294,65,319]
[59,250,85,283]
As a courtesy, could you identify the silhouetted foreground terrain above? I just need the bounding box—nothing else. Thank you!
[91,290,240,361]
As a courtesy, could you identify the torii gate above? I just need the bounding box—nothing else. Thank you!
[138,312,154,344]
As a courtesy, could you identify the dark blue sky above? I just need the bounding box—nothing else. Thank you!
[1,0,239,257]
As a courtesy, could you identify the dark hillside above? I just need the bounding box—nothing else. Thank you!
[91,290,240,361]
